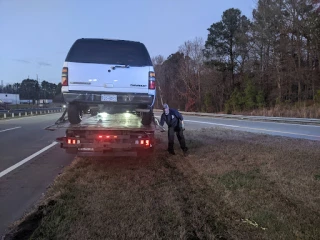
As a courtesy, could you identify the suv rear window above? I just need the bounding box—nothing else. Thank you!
[65,39,152,66]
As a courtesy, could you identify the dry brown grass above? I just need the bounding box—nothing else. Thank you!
[234,103,320,119]
[4,128,320,240]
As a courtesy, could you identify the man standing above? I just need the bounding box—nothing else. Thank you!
[159,103,188,155]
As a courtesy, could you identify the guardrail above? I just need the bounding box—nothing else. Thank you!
[0,108,63,119]
[153,109,320,125]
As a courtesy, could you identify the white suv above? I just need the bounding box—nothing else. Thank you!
[61,38,156,125]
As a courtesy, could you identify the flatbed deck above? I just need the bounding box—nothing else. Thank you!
[46,112,159,131]
[48,112,162,157]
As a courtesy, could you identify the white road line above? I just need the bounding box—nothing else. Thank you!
[0,142,58,178]
[0,126,21,133]
[184,119,320,139]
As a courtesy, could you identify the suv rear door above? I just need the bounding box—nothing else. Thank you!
[65,39,153,94]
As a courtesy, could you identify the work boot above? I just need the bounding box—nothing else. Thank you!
[183,147,189,156]
[168,149,175,155]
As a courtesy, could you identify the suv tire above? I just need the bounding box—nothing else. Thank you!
[141,111,153,126]
[90,109,98,116]
[68,104,82,124]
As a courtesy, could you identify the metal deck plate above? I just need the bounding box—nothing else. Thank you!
[46,113,158,131]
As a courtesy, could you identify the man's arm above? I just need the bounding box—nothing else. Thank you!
[173,109,184,121]
[173,109,185,130]
[159,113,165,127]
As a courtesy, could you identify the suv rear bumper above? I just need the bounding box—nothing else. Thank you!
[62,91,155,109]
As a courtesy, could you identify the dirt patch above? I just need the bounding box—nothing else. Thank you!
[3,128,320,240]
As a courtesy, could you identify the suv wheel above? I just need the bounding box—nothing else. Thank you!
[68,104,82,124]
[90,109,98,116]
[141,111,153,126]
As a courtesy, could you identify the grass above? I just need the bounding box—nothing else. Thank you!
[217,169,262,191]
[4,128,320,240]
[232,102,320,119]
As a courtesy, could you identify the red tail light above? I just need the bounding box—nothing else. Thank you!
[62,67,68,86]
[148,71,155,90]
[145,140,150,146]
[67,138,80,144]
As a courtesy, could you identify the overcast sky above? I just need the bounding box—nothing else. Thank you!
[0,0,256,85]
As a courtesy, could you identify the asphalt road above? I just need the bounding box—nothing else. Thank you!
[0,113,74,237]
[1,113,320,237]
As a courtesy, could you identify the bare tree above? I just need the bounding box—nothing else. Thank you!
[178,37,205,111]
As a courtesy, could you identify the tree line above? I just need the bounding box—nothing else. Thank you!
[152,0,320,113]
[0,79,62,102]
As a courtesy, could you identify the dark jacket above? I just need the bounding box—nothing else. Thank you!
[160,108,183,128]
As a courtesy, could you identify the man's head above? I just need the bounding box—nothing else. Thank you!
[163,103,169,115]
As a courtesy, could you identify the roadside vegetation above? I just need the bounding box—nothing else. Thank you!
[0,80,62,104]
[3,1,320,118]
[4,128,320,240]
[152,0,320,118]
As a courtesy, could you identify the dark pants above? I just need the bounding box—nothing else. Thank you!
[168,125,187,152]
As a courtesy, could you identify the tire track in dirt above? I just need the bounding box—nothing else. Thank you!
[150,151,230,240]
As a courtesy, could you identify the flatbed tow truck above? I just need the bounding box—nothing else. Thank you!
[46,109,164,157]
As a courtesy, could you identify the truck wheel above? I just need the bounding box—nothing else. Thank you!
[141,111,153,126]
[68,104,82,124]
[90,109,98,116]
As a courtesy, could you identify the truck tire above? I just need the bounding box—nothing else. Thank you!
[68,104,82,124]
[141,111,153,126]
[90,109,98,116]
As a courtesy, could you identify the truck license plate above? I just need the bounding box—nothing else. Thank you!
[101,94,117,102]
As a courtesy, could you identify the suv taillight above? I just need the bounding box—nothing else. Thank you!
[62,67,68,86]
[148,71,155,90]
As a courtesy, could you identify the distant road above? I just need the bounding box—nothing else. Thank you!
[156,115,320,141]
[1,113,320,237]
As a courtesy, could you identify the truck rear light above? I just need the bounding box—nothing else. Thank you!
[149,80,156,90]
[62,67,68,86]
[67,138,80,144]
[148,71,155,90]
[137,139,150,146]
